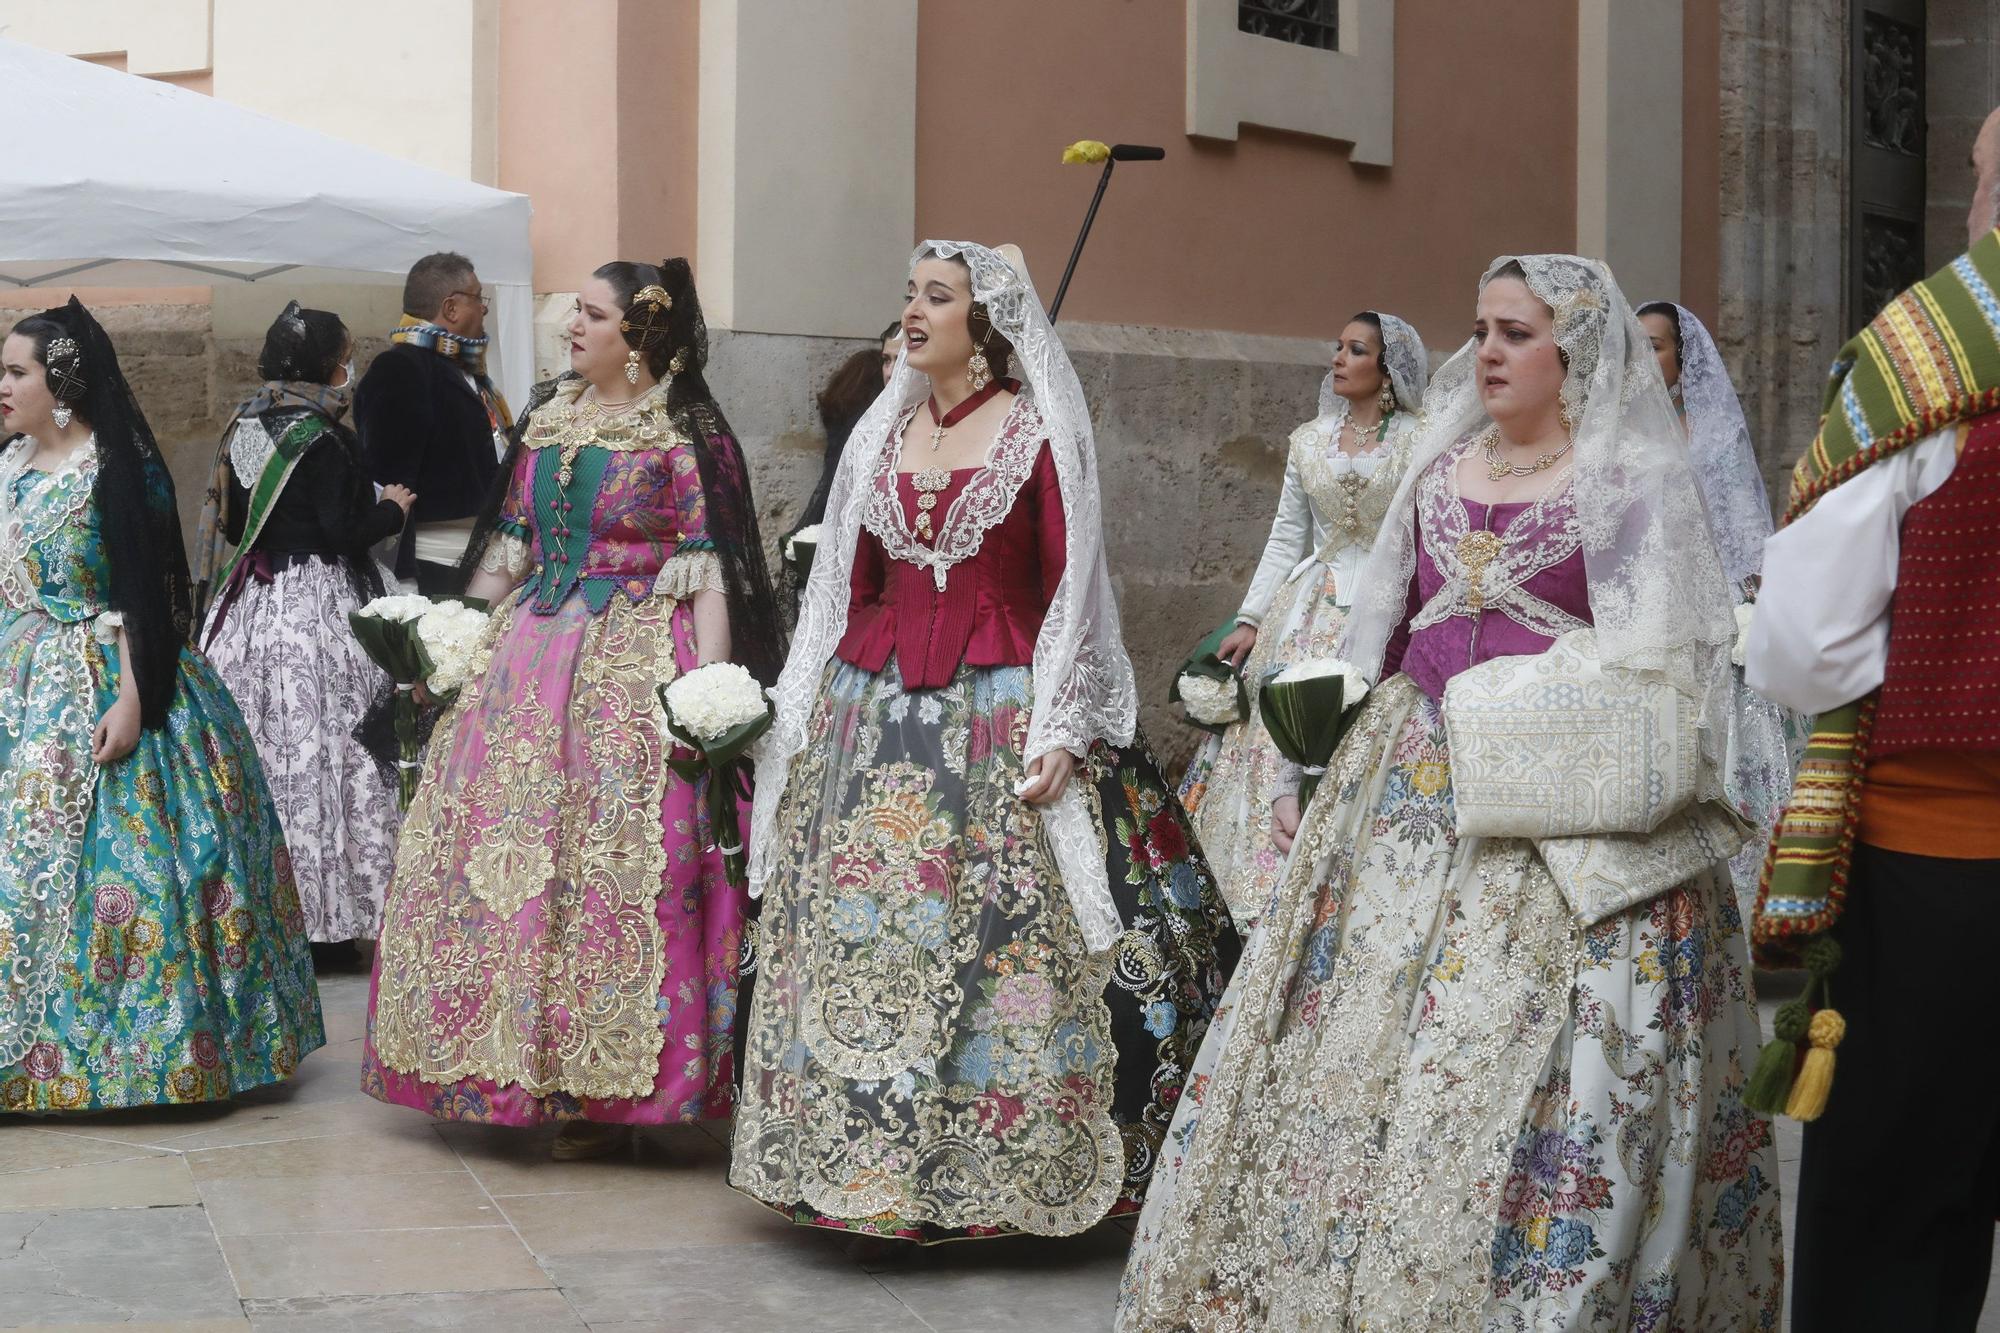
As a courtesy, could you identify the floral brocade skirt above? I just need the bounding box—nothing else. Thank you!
[1119,676,1783,1331]
[730,658,1240,1242]
[1,613,323,1113]
[202,554,400,943]
[1181,559,1349,926]
[362,586,744,1125]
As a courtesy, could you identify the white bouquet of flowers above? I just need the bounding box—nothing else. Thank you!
[657,662,775,889]
[1176,672,1243,728]
[785,523,823,576]
[415,601,493,697]
[1259,657,1373,807]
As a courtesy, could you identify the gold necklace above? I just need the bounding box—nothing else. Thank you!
[1479,424,1572,480]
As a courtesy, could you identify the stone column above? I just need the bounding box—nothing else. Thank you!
[1716,0,1848,501]
[1575,0,1684,305]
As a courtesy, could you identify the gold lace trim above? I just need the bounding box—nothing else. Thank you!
[370,592,676,1100]
[521,379,690,455]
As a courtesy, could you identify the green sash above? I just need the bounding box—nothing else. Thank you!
[209,414,332,599]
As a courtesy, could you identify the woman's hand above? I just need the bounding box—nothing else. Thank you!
[1270,794,1301,854]
[1217,623,1258,669]
[92,693,142,766]
[1019,749,1078,806]
[381,484,417,515]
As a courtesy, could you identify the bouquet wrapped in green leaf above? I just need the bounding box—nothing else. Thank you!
[784,523,822,582]
[351,594,492,808]
[1257,658,1372,808]
[656,662,775,891]
[1168,618,1248,733]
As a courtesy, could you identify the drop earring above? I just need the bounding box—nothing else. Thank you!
[625,348,642,386]
[1558,390,1575,437]
[966,330,992,392]
[51,403,72,430]
[1378,382,1395,415]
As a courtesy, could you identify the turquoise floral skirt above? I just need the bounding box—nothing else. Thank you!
[0,612,324,1113]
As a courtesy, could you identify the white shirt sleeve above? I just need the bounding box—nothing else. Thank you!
[1744,426,1962,714]
[1238,448,1312,626]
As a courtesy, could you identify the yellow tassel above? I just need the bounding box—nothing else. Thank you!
[1783,1008,1846,1122]
[1062,139,1111,165]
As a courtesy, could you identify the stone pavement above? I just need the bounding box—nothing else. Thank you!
[4,972,1998,1331]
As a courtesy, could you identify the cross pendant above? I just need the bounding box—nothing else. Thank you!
[930,423,947,452]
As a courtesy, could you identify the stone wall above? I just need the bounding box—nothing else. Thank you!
[1928,0,2000,269]
[1715,0,1848,504]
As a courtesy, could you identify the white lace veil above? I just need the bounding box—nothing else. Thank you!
[747,240,1137,951]
[1664,303,1773,586]
[1315,310,1428,418]
[1342,255,1738,766]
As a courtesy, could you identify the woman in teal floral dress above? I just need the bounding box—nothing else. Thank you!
[0,300,323,1113]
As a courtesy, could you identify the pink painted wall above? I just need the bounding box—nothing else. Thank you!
[911,2,1578,348]
[496,0,699,290]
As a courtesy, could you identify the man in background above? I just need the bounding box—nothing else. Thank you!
[356,252,512,593]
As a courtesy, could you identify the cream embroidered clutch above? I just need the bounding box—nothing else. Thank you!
[1537,802,1748,927]
[1443,629,1699,839]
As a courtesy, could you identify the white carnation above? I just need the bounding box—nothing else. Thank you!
[1272,657,1370,705]
[786,523,823,562]
[662,661,770,743]
[1731,601,1755,669]
[416,602,492,695]
[358,593,436,623]
[1178,672,1242,726]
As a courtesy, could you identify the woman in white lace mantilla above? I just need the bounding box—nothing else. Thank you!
[1118,256,1782,1330]
[1182,311,1427,925]
[1638,300,1809,923]
[731,241,1237,1243]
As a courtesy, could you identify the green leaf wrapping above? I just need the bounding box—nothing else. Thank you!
[349,612,428,810]
[1167,617,1248,729]
[1256,672,1354,808]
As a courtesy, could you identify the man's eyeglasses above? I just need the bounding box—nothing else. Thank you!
[448,290,490,311]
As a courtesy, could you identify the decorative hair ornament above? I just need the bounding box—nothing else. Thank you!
[669,347,688,375]
[280,299,307,336]
[45,336,85,425]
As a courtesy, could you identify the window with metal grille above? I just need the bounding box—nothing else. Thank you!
[1238,0,1338,51]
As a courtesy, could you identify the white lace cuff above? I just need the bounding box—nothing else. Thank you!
[478,533,532,580]
[654,550,724,600]
[93,611,125,644]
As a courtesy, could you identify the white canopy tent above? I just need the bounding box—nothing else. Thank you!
[0,38,534,403]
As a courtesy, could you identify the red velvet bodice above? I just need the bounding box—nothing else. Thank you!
[835,444,1065,688]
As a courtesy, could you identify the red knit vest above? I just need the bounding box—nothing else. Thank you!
[1872,410,2000,755]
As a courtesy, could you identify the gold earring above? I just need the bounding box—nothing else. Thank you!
[625,348,642,385]
[966,332,992,391]
[1558,392,1575,436]
[1378,382,1395,415]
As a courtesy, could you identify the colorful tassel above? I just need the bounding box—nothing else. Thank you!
[1743,999,1809,1115]
[1784,1007,1846,1122]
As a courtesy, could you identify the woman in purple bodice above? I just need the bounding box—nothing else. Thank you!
[1121,256,1782,1331]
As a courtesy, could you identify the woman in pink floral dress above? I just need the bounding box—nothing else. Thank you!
[362,259,782,1159]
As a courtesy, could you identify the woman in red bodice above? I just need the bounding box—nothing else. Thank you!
[730,240,1237,1245]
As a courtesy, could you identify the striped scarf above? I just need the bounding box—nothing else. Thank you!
[389,315,513,429]
[1753,227,2000,967]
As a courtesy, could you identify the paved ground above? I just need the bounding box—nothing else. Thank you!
[2,970,1995,1331]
